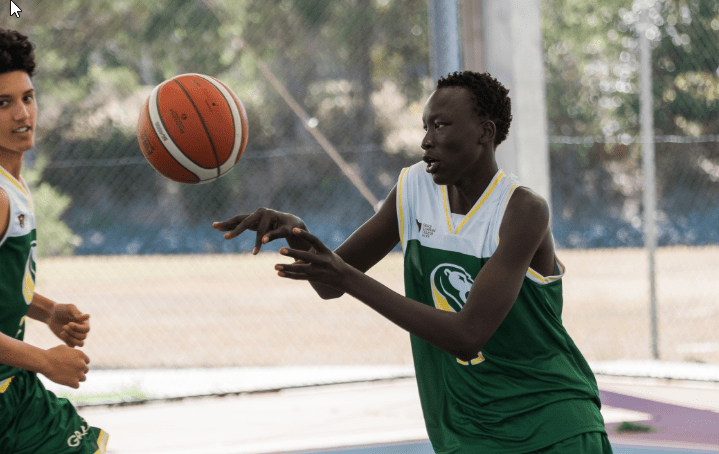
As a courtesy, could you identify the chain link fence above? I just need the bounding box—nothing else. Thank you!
[12,0,719,376]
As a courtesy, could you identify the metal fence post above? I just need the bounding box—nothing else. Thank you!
[640,3,659,360]
[427,0,461,83]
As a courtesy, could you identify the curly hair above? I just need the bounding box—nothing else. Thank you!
[437,71,512,146]
[0,29,36,77]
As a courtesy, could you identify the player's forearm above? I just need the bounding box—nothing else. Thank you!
[341,267,478,359]
[26,292,56,324]
[0,333,49,375]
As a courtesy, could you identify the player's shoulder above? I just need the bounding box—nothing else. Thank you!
[503,186,550,229]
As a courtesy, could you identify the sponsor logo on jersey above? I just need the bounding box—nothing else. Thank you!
[430,263,473,312]
[416,220,435,238]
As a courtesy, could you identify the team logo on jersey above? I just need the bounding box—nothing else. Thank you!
[22,241,37,305]
[429,263,485,365]
[429,264,473,312]
[17,214,24,228]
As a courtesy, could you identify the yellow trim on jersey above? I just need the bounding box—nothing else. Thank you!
[0,377,13,393]
[397,167,409,248]
[456,352,485,365]
[526,260,565,284]
[442,171,505,234]
[0,166,27,197]
[93,430,109,454]
[441,186,453,233]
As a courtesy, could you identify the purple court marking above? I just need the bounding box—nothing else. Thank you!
[601,390,719,447]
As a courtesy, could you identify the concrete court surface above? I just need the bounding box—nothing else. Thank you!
[76,375,719,454]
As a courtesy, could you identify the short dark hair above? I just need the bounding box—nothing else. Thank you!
[437,71,512,146]
[0,29,36,77]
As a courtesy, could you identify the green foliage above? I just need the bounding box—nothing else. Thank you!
[22,157,79,258]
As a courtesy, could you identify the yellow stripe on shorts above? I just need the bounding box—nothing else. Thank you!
[93,430,109,454]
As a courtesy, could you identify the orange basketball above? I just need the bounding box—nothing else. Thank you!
[137,73,249,183]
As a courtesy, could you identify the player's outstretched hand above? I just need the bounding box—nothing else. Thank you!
[213,208,309,254]
[43,345,90,389]
[48,304,90,348]
[275,228,351,291]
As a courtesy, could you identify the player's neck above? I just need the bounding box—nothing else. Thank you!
[447,165,499,215]
[0,151,23,180]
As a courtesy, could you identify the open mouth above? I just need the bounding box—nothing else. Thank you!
[13,126,31,133]
[423,157,439,173]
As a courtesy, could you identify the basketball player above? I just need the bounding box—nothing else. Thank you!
[214,71,612,453]
[0,28,109,453]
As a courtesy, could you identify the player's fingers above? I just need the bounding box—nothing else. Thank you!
[68,322,90,334]
[291,228,330,253]
[274,262,314,273]
[65,333,86,348]
[263,225,294,245]
[64,328,86,341]
[225,211,263,240]
[276,269,312,281]
[213,215,248,231]
[253,214,275,254]
[278,247,322,264]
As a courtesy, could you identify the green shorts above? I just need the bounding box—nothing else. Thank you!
[530,431,613,454]
[0,370,109,454]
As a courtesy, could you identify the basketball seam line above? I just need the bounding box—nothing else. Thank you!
[173,79,221,180]
[208,78,239,172]
[151,87,201,182]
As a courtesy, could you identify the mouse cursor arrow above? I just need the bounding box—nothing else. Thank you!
[10,1,21,17]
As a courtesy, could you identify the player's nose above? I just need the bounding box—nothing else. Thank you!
[12,103,30,121]
[421,131,434,150]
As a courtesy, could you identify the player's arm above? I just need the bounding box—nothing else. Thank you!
[27,293,91,348]
[213,185,400,299]
[277,188,550,361]
[311,185,400,299]
[0,332,90,388]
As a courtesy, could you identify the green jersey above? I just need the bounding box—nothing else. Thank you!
[396,163,605,453]
[0,166,37,382]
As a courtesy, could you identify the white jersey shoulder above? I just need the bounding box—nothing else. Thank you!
[396,162,564,284]
[0,165,36,247]
[396,162,519,258]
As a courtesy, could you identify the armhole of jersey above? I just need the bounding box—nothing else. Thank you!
[396,167,410,253]
[0,187,11,248]
[527,256,565,285]
[495,185,564,285]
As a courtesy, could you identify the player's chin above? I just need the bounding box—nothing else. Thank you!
[430,172,452,186]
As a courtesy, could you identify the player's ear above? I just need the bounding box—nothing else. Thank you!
[479,120,496,145]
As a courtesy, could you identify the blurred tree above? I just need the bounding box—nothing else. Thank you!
[542,0,719,245]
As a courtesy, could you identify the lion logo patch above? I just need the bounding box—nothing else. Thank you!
[430,264,474,312]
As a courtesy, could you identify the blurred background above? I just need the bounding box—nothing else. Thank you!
[4,0,719,398]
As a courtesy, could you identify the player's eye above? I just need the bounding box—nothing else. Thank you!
[0,100,8,108]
